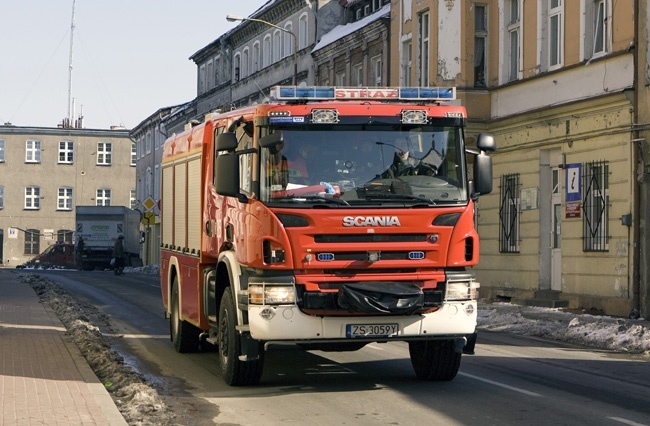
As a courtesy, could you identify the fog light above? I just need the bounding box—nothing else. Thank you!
[259,308,275,320]
[446,281,471,301]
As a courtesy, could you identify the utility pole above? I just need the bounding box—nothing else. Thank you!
[67,0,76,128]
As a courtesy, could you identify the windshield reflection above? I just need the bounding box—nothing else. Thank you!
[260,126,467,206]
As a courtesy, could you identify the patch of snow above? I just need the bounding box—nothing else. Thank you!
[478,302,650,356]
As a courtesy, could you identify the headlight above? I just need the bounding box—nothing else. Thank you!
[445,280,479,301]
[249,284,296,305]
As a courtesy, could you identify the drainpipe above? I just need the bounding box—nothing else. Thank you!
[631,0,642,318]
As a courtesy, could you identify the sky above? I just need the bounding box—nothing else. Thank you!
[0,0,265,130]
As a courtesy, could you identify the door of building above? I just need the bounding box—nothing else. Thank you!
[551,167,562,291]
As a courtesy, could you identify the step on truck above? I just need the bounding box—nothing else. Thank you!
[160,86,495,385]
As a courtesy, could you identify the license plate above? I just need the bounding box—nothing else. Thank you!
[346,323,398,338]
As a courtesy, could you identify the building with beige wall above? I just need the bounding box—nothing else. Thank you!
[0,125,135,266]
[390,0,643,317]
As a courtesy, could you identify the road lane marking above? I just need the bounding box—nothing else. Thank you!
[459,372,542,397]
[608,417,648,426]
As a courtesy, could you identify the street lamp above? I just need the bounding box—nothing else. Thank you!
[226,14,298,86]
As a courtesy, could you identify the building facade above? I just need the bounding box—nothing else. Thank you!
[313,0,391,86]
[130,103,196,267]
[0,125,135,266]
[390,0,644,317]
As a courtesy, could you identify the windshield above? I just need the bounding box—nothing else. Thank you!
[260,125,468,206]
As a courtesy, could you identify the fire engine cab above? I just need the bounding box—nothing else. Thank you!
[160,86,495,385]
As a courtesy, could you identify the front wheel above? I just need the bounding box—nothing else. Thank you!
[409,339,461,381]
[170,277,200,353]
[218,287,264,386]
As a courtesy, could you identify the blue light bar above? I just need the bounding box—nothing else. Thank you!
[269,86,456,102]
[399,87,456,100]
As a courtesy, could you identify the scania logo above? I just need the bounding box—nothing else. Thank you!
[342,216,401,227]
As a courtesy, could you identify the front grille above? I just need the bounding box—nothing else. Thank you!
[315,234,427,243]
[321,251,420,261]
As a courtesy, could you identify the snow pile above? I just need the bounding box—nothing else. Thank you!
[478,303,650,356]
[21,274,176,426]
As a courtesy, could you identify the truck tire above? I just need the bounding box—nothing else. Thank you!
[218,287,264,386]
[409,339,461,381]
[170,277,200,353]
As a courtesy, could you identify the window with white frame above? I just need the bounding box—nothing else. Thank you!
[57,187,73,210]
[506,0,521,82]
[26,140,41,163]
[146,132,151,154]
[548,0,563,69]
[215,55,221,85]
[130,189,137,210]
[585,0,608,59]
[474,4,487,87]
[253,42,260,73]
[263,35,271,68]
[24,229,40,255]
[336,71,346,86]
[57,229,73,244]
[419,11,430,87]
[25,186,40,209]
[284,23,293,59]
[96,189,111,206]
[242,47,249,78]
[371,56,382,86]
[146,167,152,197]
[234,53,241,82]
[0,139,5,162]
[154,164,160,201]
[97,142,112,165]
[57,140,74,164]
[299,14,308,50]
[401,40,412,86]
[352,64,363,86]
[131,142,137,166]
[207,59,214,89]
[273,30,282,62]
[0,186,4,209]
[199,63,206,94]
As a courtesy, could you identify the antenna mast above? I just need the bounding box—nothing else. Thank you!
[67,0,76,128]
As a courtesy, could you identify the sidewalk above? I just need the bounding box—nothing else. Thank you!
[0,269,127,425]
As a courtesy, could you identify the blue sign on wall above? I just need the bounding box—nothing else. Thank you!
[565,163,581,202]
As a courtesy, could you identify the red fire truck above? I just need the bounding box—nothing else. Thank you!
[160,86,495,385]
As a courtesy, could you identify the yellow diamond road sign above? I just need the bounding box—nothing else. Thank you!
[142,196,156,212]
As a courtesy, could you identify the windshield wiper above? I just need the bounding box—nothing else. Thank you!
[361,193,435,205]
[270,195,350,206]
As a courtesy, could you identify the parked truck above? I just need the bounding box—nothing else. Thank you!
[75,205,141,270]
[160,86,495,385]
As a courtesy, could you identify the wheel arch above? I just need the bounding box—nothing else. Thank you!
[165,255,181,316]
[216,250,245,326]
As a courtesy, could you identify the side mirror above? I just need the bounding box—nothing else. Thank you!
[473,153,493,195]
[215,152,240,197]
[259,131,284,154]
[476,133,496,152]
[215,132,238,151]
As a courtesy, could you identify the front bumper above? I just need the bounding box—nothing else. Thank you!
[248,300,477,342]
